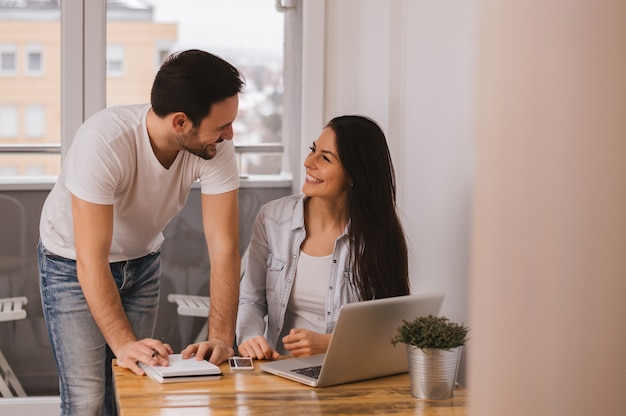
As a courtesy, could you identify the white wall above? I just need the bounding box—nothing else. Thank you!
[301,0,475,382]
[307,1,626,414]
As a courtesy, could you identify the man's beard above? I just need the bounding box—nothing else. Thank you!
[177,129,217,160]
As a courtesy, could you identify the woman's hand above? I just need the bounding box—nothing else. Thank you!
[282,329,331,357]
[238,335,280,360]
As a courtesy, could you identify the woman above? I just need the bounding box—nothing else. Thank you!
[236,115,410,359]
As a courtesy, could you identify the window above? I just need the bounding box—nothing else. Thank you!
[155,41,174,71]
[0,105,18,138]
[0,163,17,175]
[25,104,45,138]
[107,0,287,176]
[25,164,45,175]
[0,43,17,75]
[0,0,295,184]
[106,44,124,77]
[26,43,43,76]
[0,2,61,178]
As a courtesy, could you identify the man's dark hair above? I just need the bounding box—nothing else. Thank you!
[151,49,245,126]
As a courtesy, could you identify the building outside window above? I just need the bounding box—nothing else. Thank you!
[0,1,61,176]
[0,0,286,180]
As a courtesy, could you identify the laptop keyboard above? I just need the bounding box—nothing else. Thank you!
[292,365,321,379]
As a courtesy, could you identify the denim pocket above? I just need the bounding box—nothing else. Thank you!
[38,242,77,276]
[265,252,285,292]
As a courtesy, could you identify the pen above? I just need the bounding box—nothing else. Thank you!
[152,337,167,358]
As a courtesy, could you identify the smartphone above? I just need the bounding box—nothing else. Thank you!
[228,356,254,371]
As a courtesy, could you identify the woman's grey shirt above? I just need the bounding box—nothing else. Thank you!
[236,193,359,351]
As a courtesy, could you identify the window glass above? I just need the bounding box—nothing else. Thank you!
[107,0,285,175]
[0,3,60,177]
[0,0,285,180]
[0,104,18,137]
[0,43,17,74]
[25,104,45,138]
[106,44,125,77]
[0,163,17,175]
[26,43,43,75]
[25,163,45,175]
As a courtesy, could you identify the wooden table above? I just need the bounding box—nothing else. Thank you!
[113,359,467,415]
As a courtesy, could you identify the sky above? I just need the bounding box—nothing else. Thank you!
[148,0,284,58]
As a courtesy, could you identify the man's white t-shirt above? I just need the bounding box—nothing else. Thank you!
[39,104,239,262]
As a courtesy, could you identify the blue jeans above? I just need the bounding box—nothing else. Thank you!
[38,242,161,416]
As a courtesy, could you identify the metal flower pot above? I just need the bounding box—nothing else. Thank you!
[406,344,462,399]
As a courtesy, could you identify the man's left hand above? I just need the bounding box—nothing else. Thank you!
[181,338,234,365]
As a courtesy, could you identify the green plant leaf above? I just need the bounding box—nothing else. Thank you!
[390,315,469,349]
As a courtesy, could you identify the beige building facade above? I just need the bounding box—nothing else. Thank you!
[0,1,176,176]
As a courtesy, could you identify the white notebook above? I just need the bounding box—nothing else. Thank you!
[138,354,222,384]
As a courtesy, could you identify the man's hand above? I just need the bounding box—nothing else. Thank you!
[115,338,173,375]
[238,335,280,360]
[282,329,332,357]
[181,338,234,365]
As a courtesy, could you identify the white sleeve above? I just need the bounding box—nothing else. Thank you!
[65,127,123,205]
[198,139,239,194]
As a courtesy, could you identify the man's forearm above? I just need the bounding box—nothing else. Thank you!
[78,265,137,354]
[207,255,240,344]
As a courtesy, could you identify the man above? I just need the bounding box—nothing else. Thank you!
[38,49,244,416]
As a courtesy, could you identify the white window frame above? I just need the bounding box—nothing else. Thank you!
[288,0,324,193]
[61,0,106,161]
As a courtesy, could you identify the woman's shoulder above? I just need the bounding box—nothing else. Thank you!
[258,194,304,220]
[262,193,302,208]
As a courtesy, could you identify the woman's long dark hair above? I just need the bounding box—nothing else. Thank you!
[326,115,410,300]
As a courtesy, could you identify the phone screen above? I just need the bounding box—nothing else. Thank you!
[229,357,254,370]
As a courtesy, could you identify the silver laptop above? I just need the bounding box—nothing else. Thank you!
[259,291,445,387]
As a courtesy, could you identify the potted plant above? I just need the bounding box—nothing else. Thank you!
[391,315,469,399]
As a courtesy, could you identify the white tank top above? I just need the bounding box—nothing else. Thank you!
[278,251,331,353]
